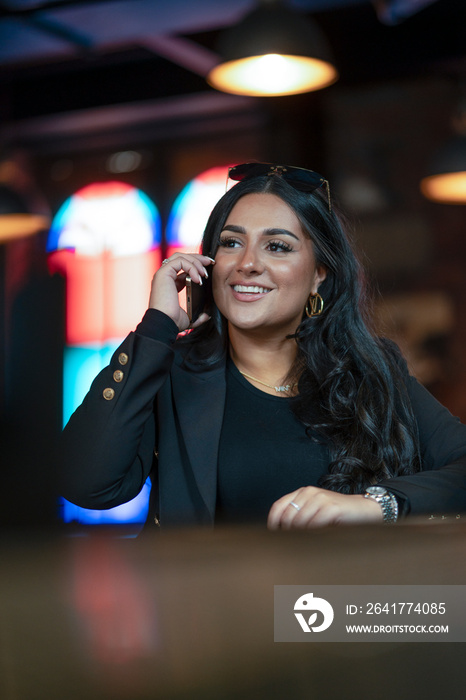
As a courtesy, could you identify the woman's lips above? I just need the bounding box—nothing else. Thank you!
[231,284,272,301]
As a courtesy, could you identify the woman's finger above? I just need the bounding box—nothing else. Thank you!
[277,497,314,531]
[267,489,301,530]
[190,312,211,329]
[160,253,215,283]
[149,253,214,330]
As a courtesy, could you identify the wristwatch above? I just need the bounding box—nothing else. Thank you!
[364,485,399,524]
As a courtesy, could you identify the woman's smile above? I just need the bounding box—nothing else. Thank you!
[231,284,273,301]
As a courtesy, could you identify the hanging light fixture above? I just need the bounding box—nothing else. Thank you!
[420,97,466,205]
[0,184,49,241]
[207,0,338,97]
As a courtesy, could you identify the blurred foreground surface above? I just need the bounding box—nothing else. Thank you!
[1,521,465,700]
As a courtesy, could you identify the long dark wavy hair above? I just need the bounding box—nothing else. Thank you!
[182,173,421,493]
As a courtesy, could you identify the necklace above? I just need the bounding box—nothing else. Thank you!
[239,370,297,394]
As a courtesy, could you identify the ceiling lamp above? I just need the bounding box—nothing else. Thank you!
[0,184,49,242]
[207,0,338,97]
[420,135,466,205]
[420,101,466,205]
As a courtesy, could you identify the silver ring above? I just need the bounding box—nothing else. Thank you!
[289,501,301,511]
[162,259,170,265]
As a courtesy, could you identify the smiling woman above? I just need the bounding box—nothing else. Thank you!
[60,162,466,530]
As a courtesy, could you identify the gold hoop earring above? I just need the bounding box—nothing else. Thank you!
[305,292,324,318]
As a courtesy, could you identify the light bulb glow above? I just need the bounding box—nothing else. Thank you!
[0,214,49,241]
[420,172,466,204]
[208,53,338,96]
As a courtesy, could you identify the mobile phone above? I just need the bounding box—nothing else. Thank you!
[185,276,205,323]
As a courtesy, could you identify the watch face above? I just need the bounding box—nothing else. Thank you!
[367,486,387,496]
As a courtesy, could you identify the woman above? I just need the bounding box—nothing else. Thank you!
[61,162,466,529]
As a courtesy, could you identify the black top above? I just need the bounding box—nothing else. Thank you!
[60,308,466,525]
[216,359,329,523]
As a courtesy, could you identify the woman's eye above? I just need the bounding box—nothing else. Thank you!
[218,237,240,248]
[268,240,292,253]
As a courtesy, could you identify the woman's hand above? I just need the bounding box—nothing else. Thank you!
[267,486,383,530]
[149,253,215,332]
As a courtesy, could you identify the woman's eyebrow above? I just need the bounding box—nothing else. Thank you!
[221,224,299,241]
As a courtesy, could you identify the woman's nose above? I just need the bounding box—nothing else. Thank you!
[236,244,263,274]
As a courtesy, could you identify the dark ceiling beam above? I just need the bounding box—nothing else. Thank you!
[26,14,92,48]
[0,0,118,20]
[140,36,219,78]
[0,91,260,145]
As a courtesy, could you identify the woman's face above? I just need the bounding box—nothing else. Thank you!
[212,192,326,337]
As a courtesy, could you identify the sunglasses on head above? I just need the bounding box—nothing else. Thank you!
[227,162,331,212]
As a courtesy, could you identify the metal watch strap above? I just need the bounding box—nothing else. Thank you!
[364,486,399,524]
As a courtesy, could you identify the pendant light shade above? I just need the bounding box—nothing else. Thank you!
[420,134,466,205]
[207,2,338,97]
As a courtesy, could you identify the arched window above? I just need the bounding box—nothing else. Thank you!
[166,165,230,256]
[48,182,161,527]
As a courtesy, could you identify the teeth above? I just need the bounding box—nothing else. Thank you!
[233,285,270,294]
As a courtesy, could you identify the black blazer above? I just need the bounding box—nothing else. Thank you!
[61,310,466,527]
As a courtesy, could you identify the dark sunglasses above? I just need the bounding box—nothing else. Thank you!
[227,162,331,212]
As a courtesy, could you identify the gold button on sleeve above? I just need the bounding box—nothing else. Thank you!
[118,353,129,365]
[103,388,115,400]
[113,370,124,382]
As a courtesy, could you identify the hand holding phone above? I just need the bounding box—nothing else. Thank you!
[149,252,213,331]
[186,276,206,323]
